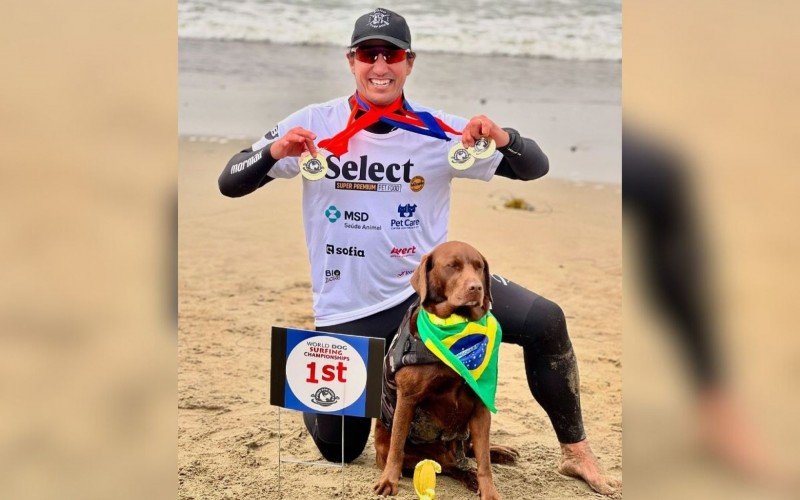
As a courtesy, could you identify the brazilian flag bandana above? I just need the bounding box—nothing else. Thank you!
[415,309,502,413]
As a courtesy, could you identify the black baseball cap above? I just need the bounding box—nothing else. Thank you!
[350,8,411,50]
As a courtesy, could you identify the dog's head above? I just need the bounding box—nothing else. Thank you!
[410,241,492,321]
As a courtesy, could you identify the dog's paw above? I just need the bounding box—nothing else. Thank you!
[489,444,520,464]
[450,468,479,492]
[372,472,400,496]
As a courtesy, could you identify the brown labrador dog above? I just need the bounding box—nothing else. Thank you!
[373,241,519,499]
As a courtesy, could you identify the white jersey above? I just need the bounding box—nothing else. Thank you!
[252,96,502,326]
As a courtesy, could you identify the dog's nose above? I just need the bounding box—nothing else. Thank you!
[467,281,483,293]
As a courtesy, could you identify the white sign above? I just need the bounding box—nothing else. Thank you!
[285,335,368,413]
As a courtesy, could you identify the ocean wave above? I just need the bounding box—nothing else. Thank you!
[178,0,620,61]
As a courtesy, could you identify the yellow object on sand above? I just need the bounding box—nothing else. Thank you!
[413,459,442,500]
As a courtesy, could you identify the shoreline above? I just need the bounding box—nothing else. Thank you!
[179,36,623,63]
[180,39,620,184]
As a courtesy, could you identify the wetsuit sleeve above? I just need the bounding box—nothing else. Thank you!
[218,144,279,198]
[218,106,317,197]
[495,128,549,181]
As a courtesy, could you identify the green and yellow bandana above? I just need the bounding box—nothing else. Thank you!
[415,309,502,412]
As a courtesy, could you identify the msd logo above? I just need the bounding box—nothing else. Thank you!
[390,245,417,257]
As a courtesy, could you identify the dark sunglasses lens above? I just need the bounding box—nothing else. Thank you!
[354,47,407,64]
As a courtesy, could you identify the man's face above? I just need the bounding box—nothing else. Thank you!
[348,40,414,106]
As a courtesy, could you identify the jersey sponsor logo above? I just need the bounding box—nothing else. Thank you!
[397,204,416,217]
[344,211,369,222]
[265,126,279,141]
[345,222,382,230]
[390,203,421,230]
[390,245,417,257]
[327,155,413,193]
[368,8,390,28]
[325,269,342,283]
[333,182,401,192]
[230,149,263,174]
[324,205,342,223]
[324,206,382,230]
[410,175,425,192]
[397,269,413,278]
[326,244,366,258]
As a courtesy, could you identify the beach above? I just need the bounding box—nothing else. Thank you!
[179,40,621,498]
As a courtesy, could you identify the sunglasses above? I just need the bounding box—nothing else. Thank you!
[349,46,412,64]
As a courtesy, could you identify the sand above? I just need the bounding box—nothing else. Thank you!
[178,138,621,498]
[178,38,621,499]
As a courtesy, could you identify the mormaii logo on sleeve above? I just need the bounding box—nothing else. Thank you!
[230,149,263,174]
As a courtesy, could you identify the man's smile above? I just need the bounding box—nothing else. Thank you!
[369,78,393,88]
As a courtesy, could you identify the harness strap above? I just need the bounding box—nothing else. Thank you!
[390,299,440,373]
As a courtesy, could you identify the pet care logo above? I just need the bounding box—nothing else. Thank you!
[325,269,341,283]
[324,205,341,223]
[325,155,413,193]
[390,203,421,230]
[368,8,390,28]
[310,387,340,407]
[390,245,417,258]
[327,244,366,258]
[397,203,416,218]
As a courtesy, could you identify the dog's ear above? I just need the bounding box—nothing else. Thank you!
[481,254,493,310]
[410,253,431,303]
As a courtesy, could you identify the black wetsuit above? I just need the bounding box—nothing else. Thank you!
[220,112,587,463]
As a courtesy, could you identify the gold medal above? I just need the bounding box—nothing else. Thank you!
[448,142,475,170]
[299,151,328,181]
[467,136,496,159]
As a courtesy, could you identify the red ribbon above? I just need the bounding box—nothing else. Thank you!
[317,92,463,157]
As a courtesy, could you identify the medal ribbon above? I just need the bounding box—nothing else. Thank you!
[317,95,403,156]
[317,92,463,157]
[354,93,463,140]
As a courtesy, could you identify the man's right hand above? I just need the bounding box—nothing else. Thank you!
[268,126,318,160]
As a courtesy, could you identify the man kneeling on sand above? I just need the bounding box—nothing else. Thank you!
[218,7,620,496]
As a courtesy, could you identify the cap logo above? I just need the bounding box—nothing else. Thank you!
[368,8,390,28]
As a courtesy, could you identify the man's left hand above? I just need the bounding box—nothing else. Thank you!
[462,115,510,148]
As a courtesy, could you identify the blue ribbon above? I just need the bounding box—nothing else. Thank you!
[354,94,451,141]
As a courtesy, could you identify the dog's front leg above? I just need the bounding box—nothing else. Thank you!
[373,391,415,496]
[469,403,501,500]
